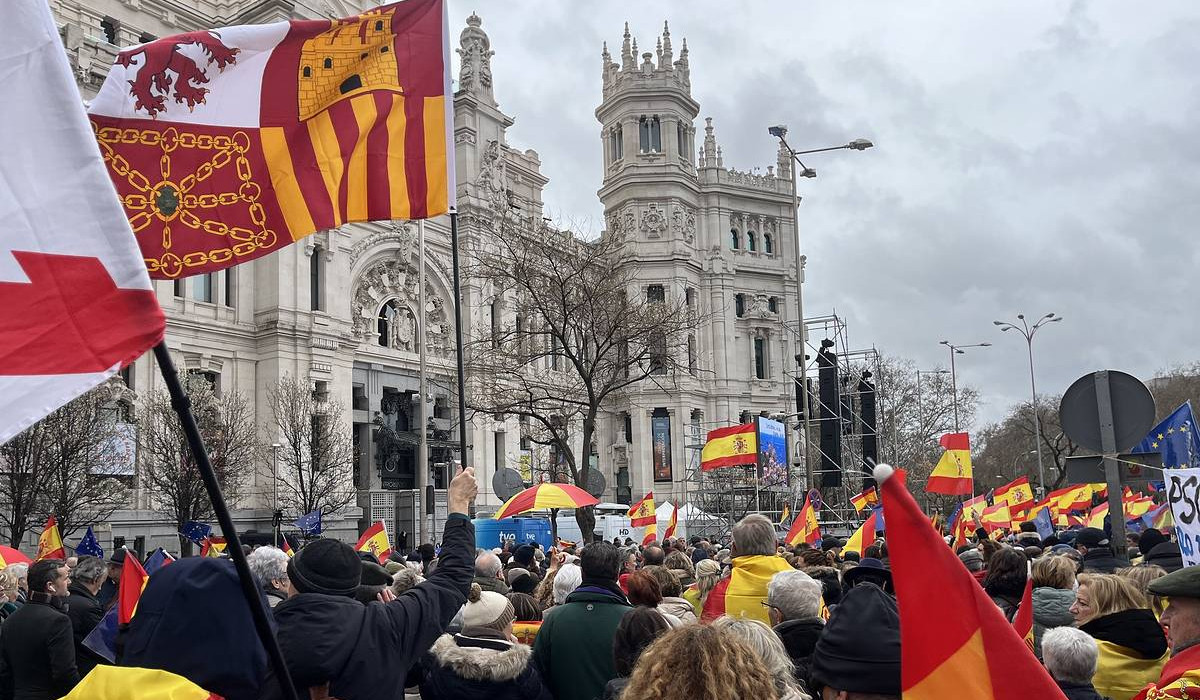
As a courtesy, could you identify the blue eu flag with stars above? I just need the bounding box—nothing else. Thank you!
[1132,401,1200,469]
[76,525,103,558]
[179,521,211,544]
[294,510,322,536]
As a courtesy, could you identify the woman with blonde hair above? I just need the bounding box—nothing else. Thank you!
[682,558,723,616]
[1116,564,1168,613]
[621,624,782,700]
[711,617,809,699]
[1071,573,1168,700]
[1031,554,1077,657]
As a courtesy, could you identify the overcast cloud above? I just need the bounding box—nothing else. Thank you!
[446,1,1200,425]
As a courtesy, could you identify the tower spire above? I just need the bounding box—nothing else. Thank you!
[661,21,673,67]
[621,21,633,71]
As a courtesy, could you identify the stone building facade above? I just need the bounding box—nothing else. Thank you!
[42,1,798,551]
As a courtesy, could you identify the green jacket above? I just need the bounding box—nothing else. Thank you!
[532,586,631,700]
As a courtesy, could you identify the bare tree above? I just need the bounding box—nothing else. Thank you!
[0,379,132,546]
[467,221,700,540]
[975,396,1079,497]
[138,374,255,555]
[264,376,356,519]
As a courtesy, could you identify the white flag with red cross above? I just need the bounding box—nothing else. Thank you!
[0,0,164,444]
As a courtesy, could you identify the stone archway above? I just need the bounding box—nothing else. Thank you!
[351,257,451,358]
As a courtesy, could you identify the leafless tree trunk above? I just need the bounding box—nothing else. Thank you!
[263,376,356,520]
[467,219,701,541]
[137,374,255,555]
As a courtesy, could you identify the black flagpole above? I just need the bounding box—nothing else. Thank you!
[449,211,470,476]
[151,342,300,700]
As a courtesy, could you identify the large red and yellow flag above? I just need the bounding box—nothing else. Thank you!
[850,486,879,513]
[663,502,678,540]
[844,509,880,557]
[926,432,973,495]
[628,492,656,545]
[785,493,821,547]
[874,464,1066,700]
[117,554,150,624]
[993,476,1034,508]
[1046,484,1093,514]
[36,516,65,561]
[979,503,1013,532]
[700,423,757,471]
[87,0,453,280]
[355,520,392,562]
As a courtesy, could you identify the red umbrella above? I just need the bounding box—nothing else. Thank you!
[0,545,32,566]
[494,483,600,519]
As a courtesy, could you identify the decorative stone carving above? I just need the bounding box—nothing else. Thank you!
[640,203,667,238]
[684,209,697,242]
[747,293,775,319]
[457,13,495,102]
[476,139,508,216]
[351,258,451,357]
[454,130,477,145]
[349,223,415,266]
[669,205,697,243]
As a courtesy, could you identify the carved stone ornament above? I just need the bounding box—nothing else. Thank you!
[640,203,667,238]
[748,293,775,319]
[457,13,495,102]
[349,222,415,266]
[476,139,508,217]
[351,258,452,357]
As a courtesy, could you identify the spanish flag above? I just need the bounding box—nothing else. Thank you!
[785,493,821,547]
[700,423,758,471]
[1046,484,1092,514]
[199,536,226,557]
[281,539,294,557]
[993,476,1034,508]
[961,493,988,521]
[850,486,879,513]
[355,520,392,562]
[1013,577,1035,652]
[844,508,881,557]
[60,666,220,700]
[35,515,65,561]
[979,503,1013,532]
[88,1,453,280]
[629,492,656,545]
[926,432,973,496]
[874,463,1067,700]
[778,503,791,526]
[664,502,679,540]
[117,554,150,624]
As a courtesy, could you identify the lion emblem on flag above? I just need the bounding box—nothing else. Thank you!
[116,31,239,117]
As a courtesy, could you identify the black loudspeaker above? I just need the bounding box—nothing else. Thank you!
[817,342,842,487]
[858,373,878,490]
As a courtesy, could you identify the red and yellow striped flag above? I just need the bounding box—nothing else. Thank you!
[994,476,1034,508]
[88,1,453,280]
[850,486,879,513]
[785,493,820,547]
[663,502,678,540]
[117,554,150,624]
[628,492,656,545]
[926,432,973,495]
[355,520,392,562]
[979,503,1013,532]
[700,423,758,471]
[875,464,1066,700]
[844,509,880,557]
[35,516,65,561]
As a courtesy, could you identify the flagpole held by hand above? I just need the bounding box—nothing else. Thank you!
[152,342,300,700]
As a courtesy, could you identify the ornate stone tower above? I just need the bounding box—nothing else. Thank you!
[598,22,798,508]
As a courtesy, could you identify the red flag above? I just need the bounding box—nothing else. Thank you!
[784,493,821,547]
[1013,576,1035,652]
[875,463,1066,700]
[663,502,678,540]
[117,554,150,624]
[35,516,65,561]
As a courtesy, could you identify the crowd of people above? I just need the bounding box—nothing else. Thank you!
[1,471,1199,700]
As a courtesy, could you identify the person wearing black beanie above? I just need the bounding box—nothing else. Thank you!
[1140,528,1184,572]
[810,583,901,698]
[287,539,362,597]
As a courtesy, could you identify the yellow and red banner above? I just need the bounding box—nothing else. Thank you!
[664,502,678,540]
[877,466,1066,700]
[36,515,65,561]
[700,423,757,471]
[926,432,973,495]
[850,486,879,513]
[88,1,453,279]
[628,492,656,527]
[994,476,1034,508]
[356,520,392,562]
[979,503,1014,532]
[785,493,821,547]
[199,536,226,557]
[117,554,150,624]
[1013,577,1034,652]
[845,509,880,557]
[493,483,599,519]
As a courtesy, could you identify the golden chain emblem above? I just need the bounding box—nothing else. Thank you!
[93,123,277,278]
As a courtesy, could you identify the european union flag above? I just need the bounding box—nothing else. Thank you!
[76,525,103,558]
[144,548,175,574]
[1132,401,1200,469]
[179,521,211,544]
[294,510,322,536]
[1032,507,1054,540]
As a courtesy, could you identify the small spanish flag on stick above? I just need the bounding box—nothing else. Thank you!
[785,493,821,547]
[850,486,879,513]
[926,432,973,496]
[663,502,679,540]
[875,463,1066,699]
[355,520,392,562]
[35,515,65,561]
[281,539,294,557]
[629,492,656,545]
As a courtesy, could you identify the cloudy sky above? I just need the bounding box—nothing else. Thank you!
[445,1,1200,426]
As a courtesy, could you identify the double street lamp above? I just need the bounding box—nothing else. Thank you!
[994,313,1063,499]
[770,125,873,490]
[938,340,991,432]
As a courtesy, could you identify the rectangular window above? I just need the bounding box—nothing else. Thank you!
[735,293,745,317]
[754,337,767,379]
[646,285,665,303]
[623,412,632,443]
[688,335,697,376]
[100,17,119,44]
[494,431,505,475]
[650,118,662,153]
[519,415,531,450]
[551,335,560,371]
[310,249,324,311]
[173,279,184,297]
[194,273,213,303]
[119,363,134,391]
[639,117,650,152]
[224,268,235,307]
[490,301,500,349]
[677,122,686,156]
[649,333,667,376]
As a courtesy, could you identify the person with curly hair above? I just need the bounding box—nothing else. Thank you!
[620,623,783,700]
[663,550,696,588]
[711,616,808,699]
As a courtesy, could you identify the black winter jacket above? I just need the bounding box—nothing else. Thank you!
[774,618,823,689]
[1145,541,1184,572]
[1080,548,1129,574]
[0,594,79,700]
[418,629,552,700]
[63,583,106,679]
[1056,680,1105,700]
[269,515,475,700]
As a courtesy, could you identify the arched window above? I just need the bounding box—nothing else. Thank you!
[734,293,745,317]
[378,299,399,347]
[768,296,778,313]
[730,228,740,249]
[310,246,324,311]
[747,231,757,252]
[764,233,773,255]
[639,116,661,153]
[323,57,332,69]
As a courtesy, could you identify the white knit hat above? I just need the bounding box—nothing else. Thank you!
[462,583,515,631]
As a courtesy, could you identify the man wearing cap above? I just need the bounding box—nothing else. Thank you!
[1132,566,1200,698]
[97,548,125,608]
[810,583,901,700]
[1075,527,1129,574]
[267,468,478,700]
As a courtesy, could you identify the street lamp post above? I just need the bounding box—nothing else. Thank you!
[271,442,281,547]
[938,341,991,432]
[994,313,1063,499]
[769,125,872,490]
